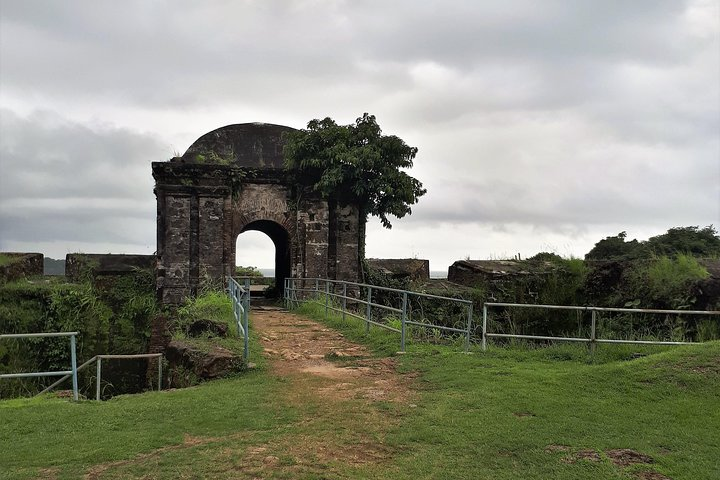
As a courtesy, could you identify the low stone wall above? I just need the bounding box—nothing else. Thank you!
[0,252,44,283]
[65,253,155,282]
[366,258,430,282]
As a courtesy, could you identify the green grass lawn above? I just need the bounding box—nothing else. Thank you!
[1,299,718,479]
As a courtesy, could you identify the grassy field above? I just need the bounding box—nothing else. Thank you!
[1,299,718,479]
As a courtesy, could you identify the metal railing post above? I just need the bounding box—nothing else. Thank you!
[158,356,162,391]
[365,287,372,334]
[70,334,78,401]
[315,278,319,297]
[401,292,408,352]
[590,309,597,356]
[284,278,288,309]
[465,303,473,352]
[482,304,488,351]
[96,357,101,401]
[325,280,330,318]
[244,278,250,362]
[342,282,347,322]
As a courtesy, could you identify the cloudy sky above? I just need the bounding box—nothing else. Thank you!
[1,0,718,272]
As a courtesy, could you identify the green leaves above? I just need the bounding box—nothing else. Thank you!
[284,113,426,228]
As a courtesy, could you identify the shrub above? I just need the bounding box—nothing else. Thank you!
[643,254,709,309]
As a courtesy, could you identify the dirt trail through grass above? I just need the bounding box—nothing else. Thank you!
[236,306,414,476]
[253,306,410,403]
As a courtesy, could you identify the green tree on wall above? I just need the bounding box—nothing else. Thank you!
[283,113,426,229]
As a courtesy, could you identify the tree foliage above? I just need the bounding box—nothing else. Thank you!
[283,113,426,228]
[585,226,720,261]
[585,231,646,261]
[646,226,720,257]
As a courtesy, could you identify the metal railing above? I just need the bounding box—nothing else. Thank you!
[37,353,163,400]
[284,277,474,352]
[93,354,162,401]
[482,303,720,351]
[0,332,79,401]
[228,277,251,362]
[283,277,720,353]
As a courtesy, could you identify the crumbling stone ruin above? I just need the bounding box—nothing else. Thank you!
[0,253,43,284]
[65,254,154,282]
[153,123,363,304]
[366,258,430,282]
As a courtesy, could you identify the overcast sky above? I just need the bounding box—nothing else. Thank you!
[1,0,718,272]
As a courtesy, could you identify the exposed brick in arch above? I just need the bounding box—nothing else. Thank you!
[152,122,363,304]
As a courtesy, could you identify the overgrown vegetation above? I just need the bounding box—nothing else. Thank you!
[234,265,264,278]
[164,290,247,388]
[0,269,157,399]
[234,265,273,286]
[406,226,720,344]
[174,290,237,341]
[0,254,19,268]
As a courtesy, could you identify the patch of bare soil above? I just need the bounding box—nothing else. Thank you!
[84,434,227,480]
[36,467,59,480]
[513,411,535,418]
[550,446,661,474]
[560,449,602,464]
[634,471,673,480]
[656,355,720,376]
[605,448,654,467]
[254,309,413,404]
[544,444,571,453]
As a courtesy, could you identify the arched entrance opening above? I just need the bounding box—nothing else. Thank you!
[236,219,290,297]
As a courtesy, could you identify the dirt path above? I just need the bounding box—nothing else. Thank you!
[253,306,410,403]
[236,306,414,477]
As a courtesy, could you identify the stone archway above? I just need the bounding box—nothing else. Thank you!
[152,122,363,304]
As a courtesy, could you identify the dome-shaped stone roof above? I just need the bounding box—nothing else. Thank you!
[180,122,296,168]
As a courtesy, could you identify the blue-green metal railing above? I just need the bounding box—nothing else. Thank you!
[284,278,720,354]
[37,353,163,400]
[228,277,251,362]
[481,303,720,352]
[284,277,473,352]
[0,332,79,401]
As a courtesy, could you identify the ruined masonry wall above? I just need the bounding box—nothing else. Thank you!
[153,163,362,304]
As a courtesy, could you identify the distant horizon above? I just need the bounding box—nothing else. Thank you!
[249,267,449,280]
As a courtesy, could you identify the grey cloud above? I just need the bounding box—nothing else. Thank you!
[0,109,165,199]
[0,0,703,110]
[0,109,163,250]
[0,0,717,261]
[350,0,694,66]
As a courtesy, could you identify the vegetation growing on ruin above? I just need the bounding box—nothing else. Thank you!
[0,270,157,398]
[283,113,426,229]
[0,254,18,267]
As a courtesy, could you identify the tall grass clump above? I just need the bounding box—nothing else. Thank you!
[644,254,709,308]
